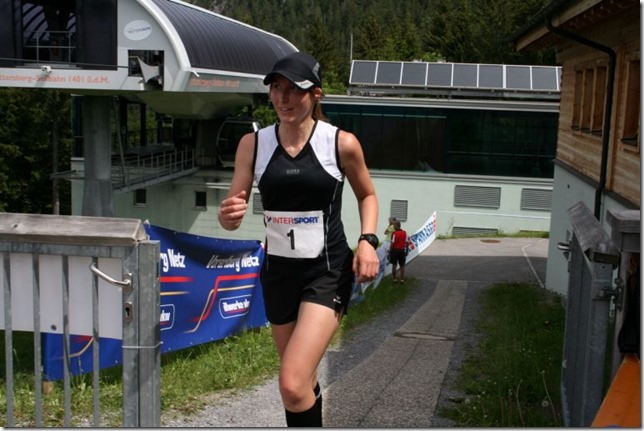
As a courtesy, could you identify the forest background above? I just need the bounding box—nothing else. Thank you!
[0,0,556,215]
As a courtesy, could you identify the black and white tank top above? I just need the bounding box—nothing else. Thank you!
[253,120,349,268]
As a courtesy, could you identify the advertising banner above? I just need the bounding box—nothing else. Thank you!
[42,224,267,380]
[351,211,437,303]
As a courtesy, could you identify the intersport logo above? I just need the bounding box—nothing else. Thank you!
[266,215,320,224]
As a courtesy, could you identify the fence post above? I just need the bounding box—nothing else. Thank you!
[560,202,620,426]
[121,239,160,427]
[137,240,161,427]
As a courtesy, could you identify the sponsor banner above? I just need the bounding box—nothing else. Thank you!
[42,224,267,380]
[351,211,437,303]
[406,211,438,261]
[152,224,266,351]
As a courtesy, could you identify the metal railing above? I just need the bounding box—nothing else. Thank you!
[558,201,620,426]
[0,213,160,427]
[23,30,77,65]
[112,147,198,193]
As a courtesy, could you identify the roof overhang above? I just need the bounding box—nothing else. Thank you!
[515,0,638,52]
[0,0,296,118]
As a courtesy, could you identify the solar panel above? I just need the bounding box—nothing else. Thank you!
[505,66,531,90]
[349,60,562,94]
[452,63,477,87]
[532,66,560,91]
[478,65,504,88]
[427,63,452,86]
[375,62,402,85]
[350,61,377,84]
[401,62,427,86]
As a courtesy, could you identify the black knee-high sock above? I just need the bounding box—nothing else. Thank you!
[285,383,322,427]
[314,382,322,411]
[285,401,322,427]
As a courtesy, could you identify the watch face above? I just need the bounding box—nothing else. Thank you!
[360,234,378,249]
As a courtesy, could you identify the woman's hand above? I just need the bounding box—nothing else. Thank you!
[218,190,248,231]
[353,240,380,283]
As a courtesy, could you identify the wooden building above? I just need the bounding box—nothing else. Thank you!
[517,2,640,426]
[515,0,640,296]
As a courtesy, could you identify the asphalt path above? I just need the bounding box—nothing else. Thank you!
[161,237,549,427]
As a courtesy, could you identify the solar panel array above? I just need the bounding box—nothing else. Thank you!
[349,61,561,92]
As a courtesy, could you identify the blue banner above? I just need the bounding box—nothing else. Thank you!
[42,225,267,381]
[152,224,267,352]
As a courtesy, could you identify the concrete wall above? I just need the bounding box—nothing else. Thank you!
[545,163,632,296]
[74,165,553,247]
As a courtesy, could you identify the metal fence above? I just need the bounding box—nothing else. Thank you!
[0,213,160,427]
[558,202,620,427]
[112,148,198,194]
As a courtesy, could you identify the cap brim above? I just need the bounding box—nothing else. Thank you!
[263,70,315,90]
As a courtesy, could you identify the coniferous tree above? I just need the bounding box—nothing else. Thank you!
[353,11,385,60]
[0,89,71,214]
[198,0,554,70]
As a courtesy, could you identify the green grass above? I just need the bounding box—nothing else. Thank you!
[438,230,550,240]
[0,276,411,427]
[2,277,565,427]
[439,282,565,427]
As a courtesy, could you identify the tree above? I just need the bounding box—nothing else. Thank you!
[428,0,554,64]
[203,0,556,86]
[427,0,478,63]
[353,11,386,60]
[0,89,72,214]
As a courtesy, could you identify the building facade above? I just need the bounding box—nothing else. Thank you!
[516,0,640,294]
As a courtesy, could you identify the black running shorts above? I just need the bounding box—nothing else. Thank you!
[389,248,407,266]
[260,250,355,325]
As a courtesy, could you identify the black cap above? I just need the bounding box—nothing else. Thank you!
[263,52,322,90]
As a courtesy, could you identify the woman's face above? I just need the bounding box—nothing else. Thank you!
[269,75,314,125]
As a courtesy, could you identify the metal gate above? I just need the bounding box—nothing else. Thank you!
[1,213,160,427]
[558,202,620,426]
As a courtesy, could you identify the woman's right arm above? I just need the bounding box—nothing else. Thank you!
[217,132,255,231]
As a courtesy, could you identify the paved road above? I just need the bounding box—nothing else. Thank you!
[162,237,549,427]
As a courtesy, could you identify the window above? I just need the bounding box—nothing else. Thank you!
[216,120,260,167]
[323,103,558,179]
[195,191,207,210]
[571,71,583,129]
[572,64,608,136]
[621,59,640,149]
[591,66,607,135]
[19,0,77,64]
[580,68,594,132]
[133,188,147,206]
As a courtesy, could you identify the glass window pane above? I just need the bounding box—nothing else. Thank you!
[323,100,557,178]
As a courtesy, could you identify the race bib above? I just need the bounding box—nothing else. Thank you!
[264,210,324,258]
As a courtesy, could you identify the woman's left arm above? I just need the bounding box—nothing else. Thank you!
[338,130,380,282]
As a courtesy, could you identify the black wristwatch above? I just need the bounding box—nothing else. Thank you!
[358,233,379,249]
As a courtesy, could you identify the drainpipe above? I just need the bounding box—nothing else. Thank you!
[545,14,616,221]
